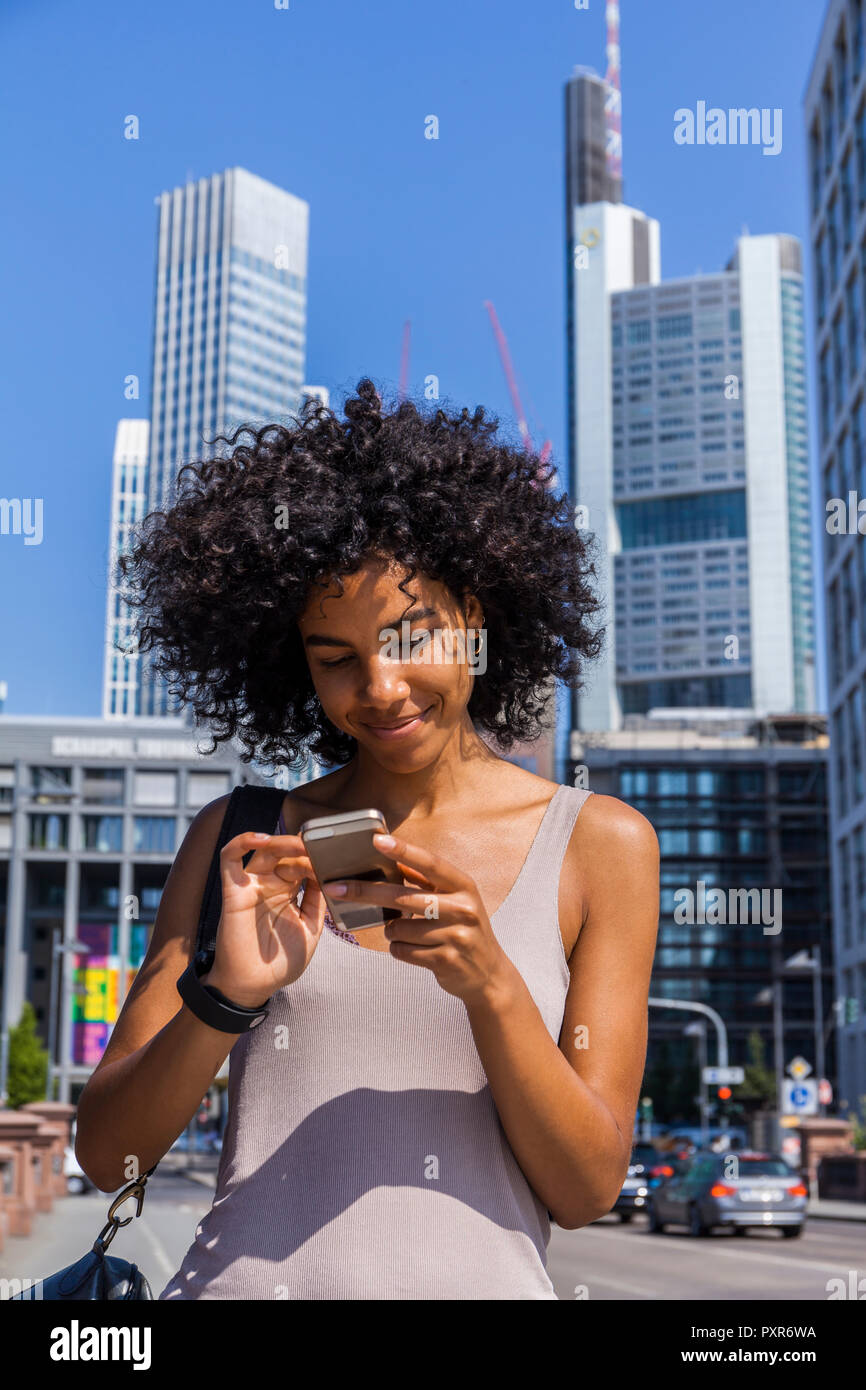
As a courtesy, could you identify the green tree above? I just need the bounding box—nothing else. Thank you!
[5,1001,48,1109]
[736,1030,777,1108]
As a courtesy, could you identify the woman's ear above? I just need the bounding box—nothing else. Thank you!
[462,594,485,632]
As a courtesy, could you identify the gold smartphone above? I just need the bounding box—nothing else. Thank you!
[300,809,404,932]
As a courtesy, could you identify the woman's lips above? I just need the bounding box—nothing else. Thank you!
[360,706,433,740]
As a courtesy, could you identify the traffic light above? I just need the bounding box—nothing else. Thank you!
[718,1086,732,1100]
[846,997,860,1024]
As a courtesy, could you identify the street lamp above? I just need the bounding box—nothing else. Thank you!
[684,1020,709,1145]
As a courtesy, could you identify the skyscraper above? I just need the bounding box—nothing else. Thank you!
[806,0,866,1113]
[103,167,310,719]
[566,110,815,732]
[102,419,150,720]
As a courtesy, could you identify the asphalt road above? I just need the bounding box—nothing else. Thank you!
[1,1171,862,1301]
[547,1211,866,1300]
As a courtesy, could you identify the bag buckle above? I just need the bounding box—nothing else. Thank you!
[96,1174,149,1251]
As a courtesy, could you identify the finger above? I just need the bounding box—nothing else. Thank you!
[383,917,462,946]
[221,830,281,890]
[295,876,327,932]
[321,880,457,919]
[370,833,469,893]
[395,862,436,891]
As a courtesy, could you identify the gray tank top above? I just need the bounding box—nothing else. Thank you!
[158,783,593,1300]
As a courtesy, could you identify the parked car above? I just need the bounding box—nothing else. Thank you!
[646,1150,808,1238]
[63,1145,94,1195]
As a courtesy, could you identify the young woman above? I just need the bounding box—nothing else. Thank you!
[75,380,659,1300]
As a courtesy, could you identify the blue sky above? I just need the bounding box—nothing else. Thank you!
[0,0,827,716]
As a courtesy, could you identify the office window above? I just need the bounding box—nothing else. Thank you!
[82,768,125,805]
[30,766,72,799]
[659,828,689,855]
[810,121,822,215]
[828,194,841,291]
[29,813,68,849]
[133,817,176,853]
[857,100,866,206]
[186,770,232,807]
[847,275,862,378]
[819,347,832,442]
[841,149,854,248]
[133,771,178,806]
[833,313,846,410]
[80,816,123,853]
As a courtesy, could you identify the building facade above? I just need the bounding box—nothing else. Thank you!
[567,218,815,732]
[806,0,866,1113]
[0,716,317,1105]
[568,713,836,1127]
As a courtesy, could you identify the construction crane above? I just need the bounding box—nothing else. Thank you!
[483,301,552,464]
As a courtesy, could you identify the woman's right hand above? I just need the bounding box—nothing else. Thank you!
[201,832,327,1007]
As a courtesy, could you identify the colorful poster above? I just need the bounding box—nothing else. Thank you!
[71,922,120,1066]
[71,921,150,1065]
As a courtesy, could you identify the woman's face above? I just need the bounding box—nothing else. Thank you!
[297,555,484,770]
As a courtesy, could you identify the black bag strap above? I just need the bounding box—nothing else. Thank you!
[195,783,286,958]
[130,783,286,1192]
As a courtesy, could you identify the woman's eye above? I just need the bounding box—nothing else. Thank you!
[321,654,353,668]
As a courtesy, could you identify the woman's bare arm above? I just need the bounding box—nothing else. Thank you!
[74,793,242,1192]
[463,793,660,1228]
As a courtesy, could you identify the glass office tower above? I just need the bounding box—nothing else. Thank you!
[568,218,815,732]
[806,0,866,1113]
[103,167,310,720]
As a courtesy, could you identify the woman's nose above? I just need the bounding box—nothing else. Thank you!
[361,654,412,703]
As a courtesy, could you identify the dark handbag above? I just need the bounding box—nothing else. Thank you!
[10,782,285,1301]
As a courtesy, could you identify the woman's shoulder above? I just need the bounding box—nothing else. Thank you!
[278,770,351,831]
[577,788,656,835]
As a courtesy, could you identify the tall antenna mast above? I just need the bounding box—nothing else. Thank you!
[604,0,622,186]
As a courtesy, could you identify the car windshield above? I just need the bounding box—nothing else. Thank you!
[735,1159,792,1177]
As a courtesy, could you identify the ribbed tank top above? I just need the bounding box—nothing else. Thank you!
[158,783,593,1300]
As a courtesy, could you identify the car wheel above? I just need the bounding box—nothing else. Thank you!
[647,1202,665,1234]
[689,1203,709,1237]
[619,1212,633,1223]
[780,1226,802,1238]
[732,1226,747,1236]
[66,1176,85,1195]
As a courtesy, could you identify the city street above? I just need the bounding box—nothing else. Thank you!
[1,1165,862,1302]
[548,1212,866,1301]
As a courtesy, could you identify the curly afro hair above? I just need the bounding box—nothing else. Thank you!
[116,378,605,769]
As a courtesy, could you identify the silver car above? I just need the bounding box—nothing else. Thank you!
[647,1150,808,1237]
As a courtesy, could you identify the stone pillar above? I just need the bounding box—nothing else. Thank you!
[0,1113,42,1237]
[20,1101,76,1195]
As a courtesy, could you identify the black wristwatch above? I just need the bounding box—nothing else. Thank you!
[177,951,272,1033]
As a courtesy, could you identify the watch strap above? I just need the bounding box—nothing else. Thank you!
[177,952,271,1033]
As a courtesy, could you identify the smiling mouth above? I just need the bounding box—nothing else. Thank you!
[360,705,434,732]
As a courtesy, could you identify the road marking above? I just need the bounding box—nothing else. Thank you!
[570,1273,663,1299]
[138,1216,175,1278]
[573,1223,847,1275]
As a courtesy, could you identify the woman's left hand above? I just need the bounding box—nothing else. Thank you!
[322,832,516,1006]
